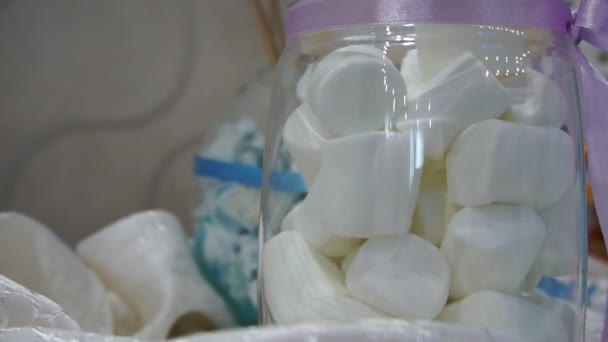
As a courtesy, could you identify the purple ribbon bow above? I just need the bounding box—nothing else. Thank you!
[287,0,608,338]
[574,3,608,334]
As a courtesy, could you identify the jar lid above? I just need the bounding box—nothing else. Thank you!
[285,0,572,40]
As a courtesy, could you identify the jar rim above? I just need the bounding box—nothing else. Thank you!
[285,0,572,41]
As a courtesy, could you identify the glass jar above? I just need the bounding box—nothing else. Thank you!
[259,9,587,342]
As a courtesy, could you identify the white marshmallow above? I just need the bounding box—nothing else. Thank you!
[399,53,512,160]
[308,46,406,136]
[501,68,567,127]
[446,119,575,208]
[440,205,545,299]
[296,64,313,102]
[0,213,112,334]
[438,291,568,342]
[77,211,234,339]
[0,274,80,331]
[305,130,422,238]
[324,44,387,59]
[283,103,329,186]
[340,246,359,274]
[281,203,362,258]
[400,49,424,92]
[522,294,577,341]
[346,234,450,319]
[532,181,580,276]
[416,25,527,81]
[263,231,388,324]
[411,170,459,246]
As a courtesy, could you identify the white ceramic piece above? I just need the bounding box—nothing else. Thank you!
[263,231,387,324]
[308,45,406,136]
[533,182,580,276]
[0,274,80,331]
[440,205,546,299]
[304,130,422,238]
[501,68,568,127]
[346,234,450,319]
[283,103,330,186]
[76,211,234,339]
[399,53,512,160]
[446,119,575,208]
[415,24,527,81]
[107,291,141,337]
[0,213,112,334]
[281,204,362,257]
[438,291,568,342]
[340,247,359,274]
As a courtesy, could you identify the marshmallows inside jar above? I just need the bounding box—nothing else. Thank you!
[399,52,512,160]
[263,231,388,324]
[303,130,422,238]
[307,45,406,136]
[265,35,580,338]
[446,119,575,208]
[346,234,450,319]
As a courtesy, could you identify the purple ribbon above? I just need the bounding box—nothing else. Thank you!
[575,3,608,337]
[287,0,608,338]
[286,0,572,39]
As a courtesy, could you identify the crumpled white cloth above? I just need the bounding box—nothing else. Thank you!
[0,320,523,342]
[0,275,79,331]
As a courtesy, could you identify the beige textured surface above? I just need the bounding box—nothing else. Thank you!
[0,0,268,244]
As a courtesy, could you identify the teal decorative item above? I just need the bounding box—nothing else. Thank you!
[193,118,303,325]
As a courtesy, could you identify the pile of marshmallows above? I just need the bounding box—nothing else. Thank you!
[265,27,577,342]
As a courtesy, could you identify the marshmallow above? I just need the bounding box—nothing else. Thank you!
[283,103,329,186]
[263,231,388,324]
[296,64,313,102]
[411,170,459,246]
[340,246,359,274]
[346,234,450,319]
[522,294,577,341]
[532,181,580,276]
[400,49,423,91]
[416,25,527,81]
[0,274,80,331]
[0,213,112,334]
[440,205,546,299]
[501,68,567,127]
[304,130,422,238]
[447,119,575,208]
[281,203,362,257]
[77,211,234,339]
[399,53,512,160]
[308,45,406,136]
[438,291,568,342]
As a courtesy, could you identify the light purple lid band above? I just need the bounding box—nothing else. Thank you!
[285,0,573,40]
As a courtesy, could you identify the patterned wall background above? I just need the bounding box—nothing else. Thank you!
[0,0,268,244]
